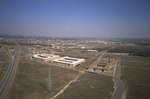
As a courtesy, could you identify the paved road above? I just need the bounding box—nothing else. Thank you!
[112,58,125,99]
[0,45,19,99]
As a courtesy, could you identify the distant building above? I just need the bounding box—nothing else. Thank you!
[87,50,98,52]
[52,56,85,67]
[33,53,60,62]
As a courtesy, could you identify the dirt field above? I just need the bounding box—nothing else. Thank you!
[104,52,150,99]
[7,59,79,99]
[60,48,101,59]
[6,45,114,99]
[0,47,9,81]
[121,55,150,99]
[57,72,114,99]
[9,45,17,56]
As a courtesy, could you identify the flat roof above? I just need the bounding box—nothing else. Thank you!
[87,50,98,52]
[33,53,59,59]
[52,56,85,65]
[97,58,101,62]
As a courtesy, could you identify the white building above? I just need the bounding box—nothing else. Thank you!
[33,53,60,62]
[87,50,98,52]
[52,56,85,67]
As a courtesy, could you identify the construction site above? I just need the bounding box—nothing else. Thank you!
[86,57,116,75]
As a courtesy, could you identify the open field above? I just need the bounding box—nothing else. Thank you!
[103,52,120,59]
[8,44,150,99]
[0,47,9,61]
[7,58,79,99]
[60,48,103,70]
[121,55,150,99]
[60,48,101,59]
[9,45,17,56]
[104,52,150,99]
[0,47,9,81]
[7,45,114,99]
[108,45,150,57]
[57,73,114,99]
[76,56,98,70]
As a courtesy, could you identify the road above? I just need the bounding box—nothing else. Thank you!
[112,58,125,99]
[0,45,19,99]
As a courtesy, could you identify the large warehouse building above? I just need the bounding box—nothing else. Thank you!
[32,54,60,62]
[52,56,85,67]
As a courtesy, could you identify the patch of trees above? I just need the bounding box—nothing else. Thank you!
[0,42,16,45]
[135,42,150,46]
[93,47,108,52]
[108,46,150,57]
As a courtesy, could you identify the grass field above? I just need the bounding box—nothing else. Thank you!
[7,59,79,99]
[9,45,17,56]
[60,48,101,59]
[121,56,150,99]
[0,48,9,81]
[103,51,150,99]
[57,73,114,99]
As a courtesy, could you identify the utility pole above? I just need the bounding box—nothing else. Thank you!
[47,68,52,93]
[108,56,110,63]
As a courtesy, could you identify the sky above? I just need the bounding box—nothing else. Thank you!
[0,0,150,38]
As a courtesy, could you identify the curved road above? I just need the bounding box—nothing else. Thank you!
[112,58,125,99]
[0,45,19,99]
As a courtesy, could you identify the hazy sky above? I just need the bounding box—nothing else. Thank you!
[0,0,150,38]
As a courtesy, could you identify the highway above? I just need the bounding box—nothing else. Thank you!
[112,58,125,99]
[0,45,19,99]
